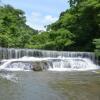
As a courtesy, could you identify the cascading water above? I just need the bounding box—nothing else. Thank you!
[0,47,99,71]
[48,57,98,71]
[0,47,96,60]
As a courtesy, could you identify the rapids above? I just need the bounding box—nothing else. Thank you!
[0,56,99,71]
[0,48,99,71]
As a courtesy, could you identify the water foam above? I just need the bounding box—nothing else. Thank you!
[0,56,99,71]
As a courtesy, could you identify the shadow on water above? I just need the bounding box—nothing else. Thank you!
[0,70,100,100]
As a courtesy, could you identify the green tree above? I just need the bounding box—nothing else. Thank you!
[93,39,100,57]
[0,5,37,48]
[47,0,100,51]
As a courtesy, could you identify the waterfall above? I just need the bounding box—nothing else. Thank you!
[0,57,98,71]
[48,57,98,71]
[0,47,99,71]
[0,47,96,61]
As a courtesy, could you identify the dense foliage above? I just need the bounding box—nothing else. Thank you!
[0,0,100,57]
[93,38,100,57]
[0,5,38,48]
[48,0,100,51]
[27,0,100,55]
[27,29,75,50]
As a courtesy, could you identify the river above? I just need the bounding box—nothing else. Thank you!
[0,70,100,100]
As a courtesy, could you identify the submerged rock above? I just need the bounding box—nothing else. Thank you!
[0,57,98,71]
[32,61,48,71]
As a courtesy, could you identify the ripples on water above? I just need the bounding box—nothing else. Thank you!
[0,70,100,100]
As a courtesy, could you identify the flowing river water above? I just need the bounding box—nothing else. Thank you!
[0,70,100,100]
[0,48,100,100]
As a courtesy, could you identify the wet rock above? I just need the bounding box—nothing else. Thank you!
[32,61,48,71]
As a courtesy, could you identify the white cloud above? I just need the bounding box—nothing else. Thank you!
[32,12,41,19]
[3,0,67,31]
[33,25,46,31]
[26,21,46,31]
[44,15,58,23]
[26,12,58,31]
[32,12,41,17]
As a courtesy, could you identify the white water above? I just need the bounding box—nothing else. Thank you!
[0,47,96,61]
[0,73,17,82]
[0,56,99,71]
[0,48,99,71]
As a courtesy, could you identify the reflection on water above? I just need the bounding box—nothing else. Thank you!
[0,71,100,100]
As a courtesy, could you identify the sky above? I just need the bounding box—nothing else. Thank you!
[2,0,69,30]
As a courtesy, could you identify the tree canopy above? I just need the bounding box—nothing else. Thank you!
[0,5,38,48]
[0,0,100,57]
[48,0,100,51]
